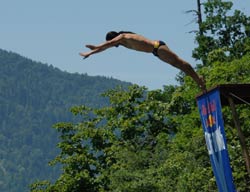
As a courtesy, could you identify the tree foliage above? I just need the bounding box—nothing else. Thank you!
[31,1,250,191]
[0,49,130,192]
[193,0,250,65]
[32,51,250,191]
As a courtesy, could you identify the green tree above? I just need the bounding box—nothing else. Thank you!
[192,53,250,191]
[0,49,130,192]
[30,84,213,191]
[30,85,178,191]
[192,0,250,65]
[31,51,250,191]
[30,1,250,191]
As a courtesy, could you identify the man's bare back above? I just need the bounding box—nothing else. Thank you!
[118,33,155,52]
[80,31,205,90]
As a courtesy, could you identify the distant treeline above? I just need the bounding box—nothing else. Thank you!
[0,49,131,192]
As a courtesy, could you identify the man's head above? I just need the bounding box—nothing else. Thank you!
[106,31,119,41]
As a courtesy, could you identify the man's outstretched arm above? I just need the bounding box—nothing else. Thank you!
[79,34,124,59]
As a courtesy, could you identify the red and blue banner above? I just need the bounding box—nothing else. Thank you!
[197,88,236,192]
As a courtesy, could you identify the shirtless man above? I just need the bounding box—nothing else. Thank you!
[80,31,205,90]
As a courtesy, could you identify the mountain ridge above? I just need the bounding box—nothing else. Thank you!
[0,48,131,192]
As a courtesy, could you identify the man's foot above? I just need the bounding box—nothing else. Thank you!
[199,76,207,93]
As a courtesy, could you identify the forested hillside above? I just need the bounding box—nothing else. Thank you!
[0,49,131,192]
[31,54,250,192]
[31,1,250,191]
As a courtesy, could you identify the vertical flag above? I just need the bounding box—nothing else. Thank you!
[197,88,236,192]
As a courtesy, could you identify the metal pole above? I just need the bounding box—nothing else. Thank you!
[228,96,250,175]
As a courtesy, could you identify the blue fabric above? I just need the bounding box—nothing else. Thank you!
[197,89,236,192]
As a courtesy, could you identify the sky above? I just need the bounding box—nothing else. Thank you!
[1,0,250,90]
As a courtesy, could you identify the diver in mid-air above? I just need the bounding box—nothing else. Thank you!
[80,31,205,90]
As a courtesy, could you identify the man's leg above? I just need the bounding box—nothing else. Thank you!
[157,46,205,90]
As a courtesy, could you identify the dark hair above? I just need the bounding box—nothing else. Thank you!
[105,31,135,41]
[106,31,119,41]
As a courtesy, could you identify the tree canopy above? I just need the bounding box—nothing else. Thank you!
[31,51,250,191]
[193,0,250,66]
[30,0,250,191]
[0,49,130,192]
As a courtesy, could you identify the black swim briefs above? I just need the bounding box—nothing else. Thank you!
[152,40,166,56]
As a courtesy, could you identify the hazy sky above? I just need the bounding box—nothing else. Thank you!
[1,0,249,89]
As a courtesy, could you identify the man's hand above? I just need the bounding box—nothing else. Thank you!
[79,52,90,59]
[80,42,111,59]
